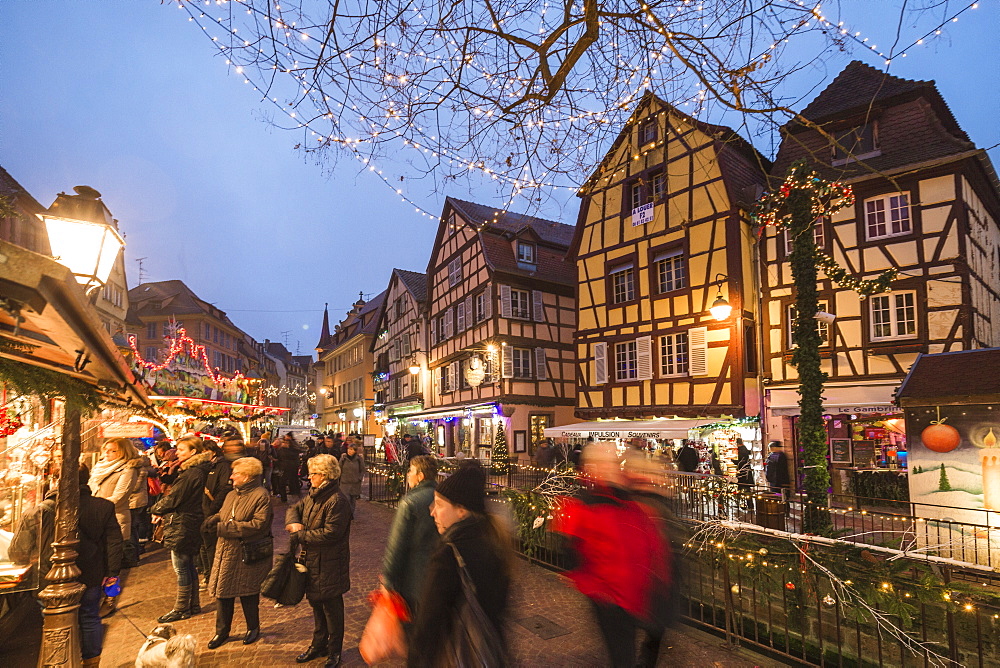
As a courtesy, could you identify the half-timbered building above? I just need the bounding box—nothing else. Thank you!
[760,62,1000,489]
[567,93,769,447]
[370,268,428,436]
[315,291,386,435]
[410,198,576,460]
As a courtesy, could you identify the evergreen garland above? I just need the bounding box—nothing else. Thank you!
[0,355,103,414]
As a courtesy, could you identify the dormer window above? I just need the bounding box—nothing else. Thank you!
[831,122,880,165]
[638,118,657,146]
[516,241,536,265]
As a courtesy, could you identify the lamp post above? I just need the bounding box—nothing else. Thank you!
[38,186,125,293]
[35,186,124,667]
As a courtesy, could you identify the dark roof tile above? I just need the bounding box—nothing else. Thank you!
[896,349,1000,403]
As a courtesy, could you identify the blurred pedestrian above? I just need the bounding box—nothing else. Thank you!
[534,439,557,468]
[127,449,153,563]
[204,457,273,650]
[624,452,678,668]
[380,455,439,619]
[255,431,275,491]
[339,442,366,513]
[676,440,700,473]
[150,435,212,622]
[409,461,511,667]
[552,442,665,668]
[287,454,353,668]
[275,436,302,502]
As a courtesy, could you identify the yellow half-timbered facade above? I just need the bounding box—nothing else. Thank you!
[571,93,769,421]
[412,197,577,460]
[760,62,1000,488]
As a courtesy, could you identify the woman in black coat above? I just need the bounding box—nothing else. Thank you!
[286,454,352,668]
[275,437,302,502]
[409,461,512,668]
[150,436,212,623]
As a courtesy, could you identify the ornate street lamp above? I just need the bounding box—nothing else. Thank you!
[35,185,124,668]
[38,186,124,292]
[708,273,733,321]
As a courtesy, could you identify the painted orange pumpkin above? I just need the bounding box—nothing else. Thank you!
[921,422,961,453]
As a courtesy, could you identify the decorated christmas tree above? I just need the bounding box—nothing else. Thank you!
[493,424,510,474]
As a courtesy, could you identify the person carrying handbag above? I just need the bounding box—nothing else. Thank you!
[203,456,273,650]
[409,461,511,668]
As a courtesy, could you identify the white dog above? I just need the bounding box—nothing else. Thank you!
[134,624,197,668]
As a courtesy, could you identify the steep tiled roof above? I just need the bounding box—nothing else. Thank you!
[0,166,44,212]
[448,197,575,246]
[896,349,1000,403]
[773,61,975,179]
[395,268,428,303]
[798,61,935,124]
[480,233,576,285]
[128,280,239,329]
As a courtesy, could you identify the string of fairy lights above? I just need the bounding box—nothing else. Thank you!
[178,0,983,222]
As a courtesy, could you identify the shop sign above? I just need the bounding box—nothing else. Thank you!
[831,405,899,415]
[559,430,668,439]
[99,423,154,438]
[864,427,888,439]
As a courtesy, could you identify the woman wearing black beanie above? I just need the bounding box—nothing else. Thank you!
[408,461,511,667]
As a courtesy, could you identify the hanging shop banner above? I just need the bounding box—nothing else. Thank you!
[99,423,154,439]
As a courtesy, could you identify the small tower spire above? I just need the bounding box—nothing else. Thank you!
[316,302,331,350]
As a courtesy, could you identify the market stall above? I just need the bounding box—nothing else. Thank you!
[0,237,151,665]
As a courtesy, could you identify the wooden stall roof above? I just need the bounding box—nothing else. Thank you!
[895,348,1000,406]
[0,239,150,407]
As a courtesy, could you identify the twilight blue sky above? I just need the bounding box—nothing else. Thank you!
[1,1,997,352]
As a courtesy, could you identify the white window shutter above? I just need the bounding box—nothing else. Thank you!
[593,342,608,385]
[532,290,545,322]
[434,366,441,395]
[502,346,514,378]
[430,318,437,345]
[499,285,512,318]
[689,326,709,376]
[402,334,411,356]
[464,295,473,328]
[450,362,459,390]
[482,285,493,319]
[636,336,653,381]
[444,309,454,339]
[534,347,548,380]
[456,301,466,331]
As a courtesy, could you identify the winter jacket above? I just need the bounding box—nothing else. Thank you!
[150,451,212,555]
[77,487,124,587]
[338,453,366,497]
[128,456,152,510]
[552,482,665,621]
[408,514,510,668]
[203,455,233,518]
[676,444,700,473]
[90,456,139,539]
[765,450,791,488]
[736,445,754,487]
[206,478,273,599]
[534,445,557,468]
[275,445,300,478]
[286,479,352,601]
[381,479,439,612]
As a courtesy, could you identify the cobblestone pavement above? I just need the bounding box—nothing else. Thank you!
[102,496,783,667]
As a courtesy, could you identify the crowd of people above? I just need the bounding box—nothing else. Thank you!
[10,426,701,666]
